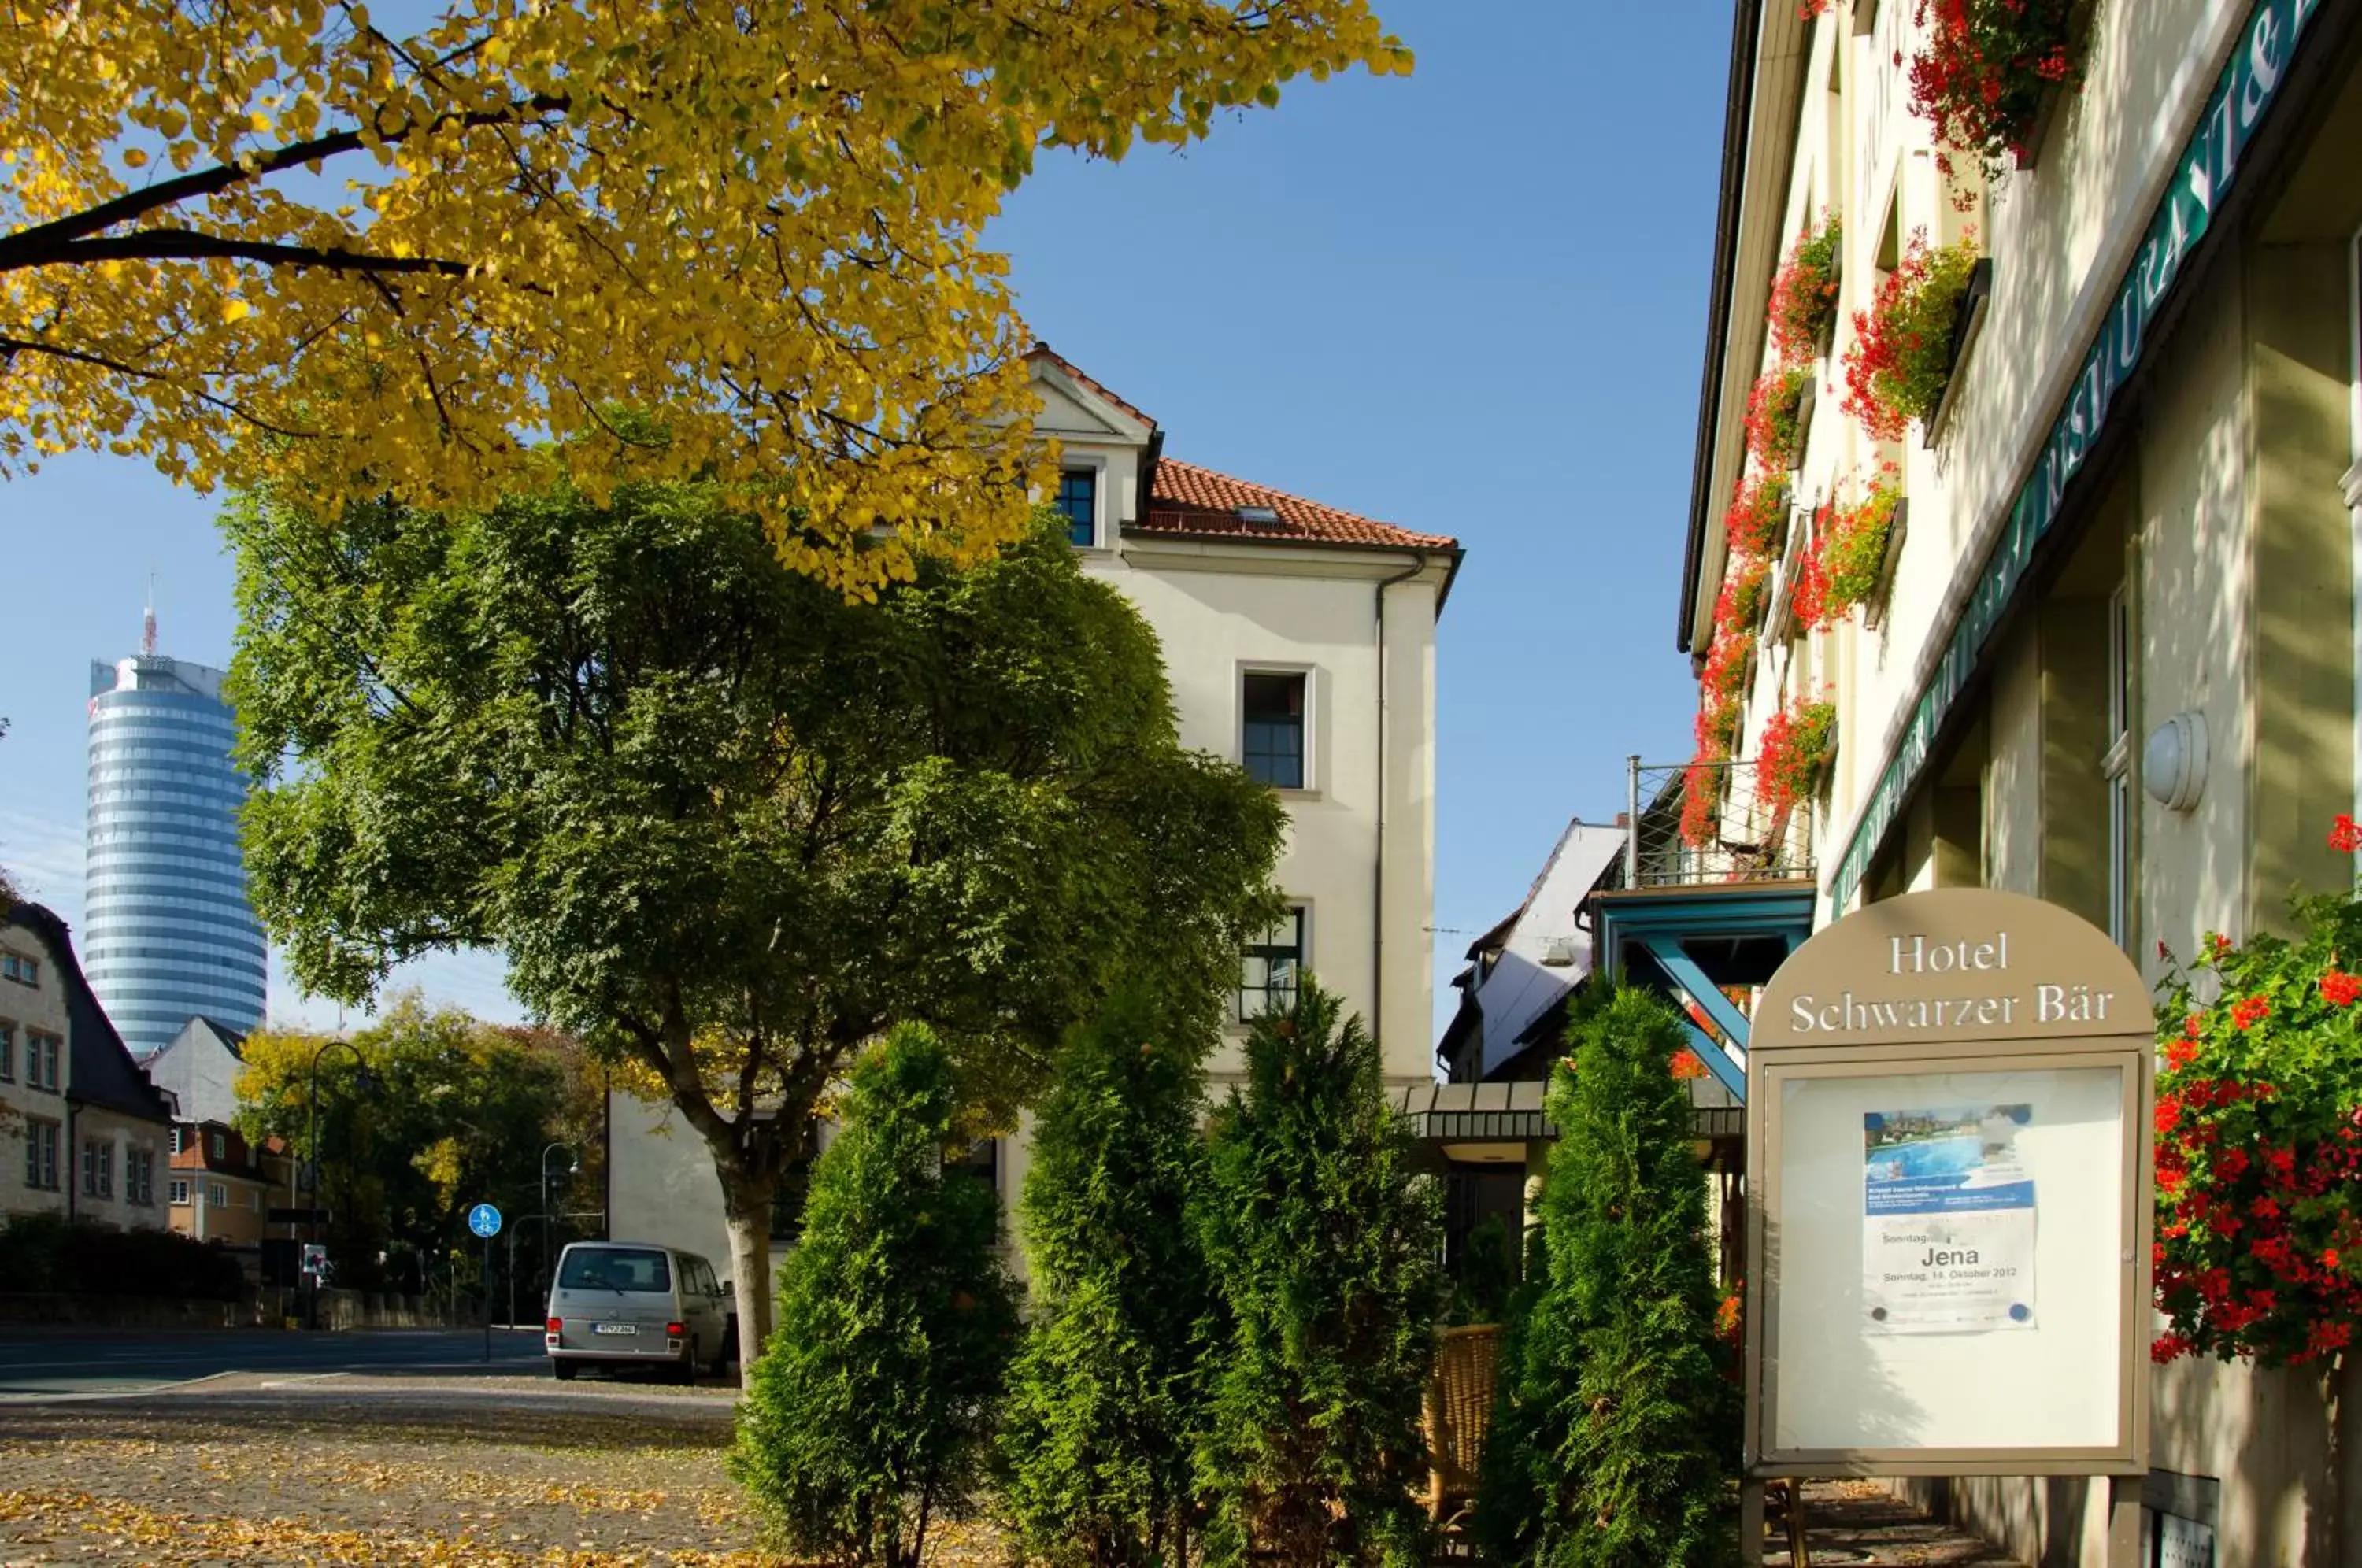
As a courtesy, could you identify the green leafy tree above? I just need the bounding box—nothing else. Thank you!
[999,986,1222,1566]
[731,1024,1019,1568]
[1195,977,1442,1568]
[1477,988,1737,1568]
[226,483,1285,1366]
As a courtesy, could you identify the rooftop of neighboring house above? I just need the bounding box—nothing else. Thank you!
[1024,344,1462,560]
[169,1121,282,1178]
[1438,819,1630,1082]
[3,901,176,1126]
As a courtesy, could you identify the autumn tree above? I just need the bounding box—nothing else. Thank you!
[2,2,1407,594]
[226,483,1286,1366]
[236,995,575,1296]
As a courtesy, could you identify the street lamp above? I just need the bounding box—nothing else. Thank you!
[303,1037,374,1330]
[540,1142,579,1296]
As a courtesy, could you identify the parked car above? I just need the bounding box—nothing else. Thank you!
[543,1241,731,1383]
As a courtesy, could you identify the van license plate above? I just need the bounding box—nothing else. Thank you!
[593,1322,638,1336]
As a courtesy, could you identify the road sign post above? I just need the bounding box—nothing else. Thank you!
[468,1204,503,1364]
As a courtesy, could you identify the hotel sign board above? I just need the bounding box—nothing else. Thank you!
[1745,889,2153,1477]
[1831,0,2325,908]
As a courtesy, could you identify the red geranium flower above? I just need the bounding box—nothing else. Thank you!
[2231,995,2271,1031]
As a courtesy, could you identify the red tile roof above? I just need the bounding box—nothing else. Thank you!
[1142,459,1457,552]
[1024,343,1156,430]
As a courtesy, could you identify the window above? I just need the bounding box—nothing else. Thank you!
[24,1119,59,1190]
[209,1131,226,1160]
[169,1178,191,1206]
[82,1139,113,1200]
[169,1126,185,1154]
[557,1246,672,1294]
[208,1182,228,1208]
[1242,671,1308,790]
[26,1033,59,1093]
[0,1021,13,1082]
[2104,582,2133,949]
[1,951,39,987]
[1238,907,1308,1023]
[128,1149,155,1206]
[1056,468,1099,547]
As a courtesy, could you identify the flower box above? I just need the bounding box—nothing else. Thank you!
[1906,0,2090,187]
[1921,258,1992,449]
[1861,497,1910,632]
[1757,693,1838,812]
[1843,231,1982,444]
[1769,216,1844,366]
[1790,375,1818,475]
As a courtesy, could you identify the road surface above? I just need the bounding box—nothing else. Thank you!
[0,1326,546,1397]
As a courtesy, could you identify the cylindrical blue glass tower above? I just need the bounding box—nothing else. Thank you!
[83,650,267,1056]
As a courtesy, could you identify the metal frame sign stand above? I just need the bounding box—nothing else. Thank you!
[1741,889,2153,1567]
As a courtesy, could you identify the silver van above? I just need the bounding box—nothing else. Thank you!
[543,1241,730,1382]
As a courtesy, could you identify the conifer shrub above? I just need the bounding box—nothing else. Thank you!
[999,987,1220,1566]
[1195,977,1442,1568]
[730,1023,1019,1568]
[1474,988,1738,1568]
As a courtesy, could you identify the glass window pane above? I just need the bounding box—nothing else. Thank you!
[1057,469,1098,546]
[1242,673,1305,789]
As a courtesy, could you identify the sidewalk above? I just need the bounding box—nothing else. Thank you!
[1768,1480,2023,1566]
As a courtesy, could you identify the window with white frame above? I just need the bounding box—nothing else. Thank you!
[208,1181,228,1208]
[1056,467,1101,547]
[1,951,39,987]
[1238,906,1309,1023]
[1242,671,1309,790]
[168,1178,191,1206]
[169,1126,185,1155]
[26,1032,59,1093]
[128,1149,155,1206]
[2104,582,2134,949]
[81,1139,113,1200]
[24,1119,59,1190]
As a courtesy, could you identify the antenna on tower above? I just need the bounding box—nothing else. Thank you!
[142,577,157,658]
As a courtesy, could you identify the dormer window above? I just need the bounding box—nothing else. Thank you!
[1057,468,1099,547]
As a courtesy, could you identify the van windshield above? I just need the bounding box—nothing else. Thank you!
[558,1248,672,1294]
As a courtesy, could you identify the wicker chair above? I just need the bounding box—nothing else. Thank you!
[1423,1324,1503,1522]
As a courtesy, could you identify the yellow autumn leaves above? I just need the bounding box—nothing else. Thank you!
[0,0,1409,595]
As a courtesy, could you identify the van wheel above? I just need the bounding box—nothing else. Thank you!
[553,1359,578,1381]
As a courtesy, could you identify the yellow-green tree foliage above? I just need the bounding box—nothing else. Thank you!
[0,1,1409,595]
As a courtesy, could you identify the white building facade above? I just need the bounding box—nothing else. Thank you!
[1683,1,2361,1561]
[609,349,1457,1274]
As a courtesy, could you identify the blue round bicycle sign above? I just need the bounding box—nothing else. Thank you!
[468,1203,502,1238]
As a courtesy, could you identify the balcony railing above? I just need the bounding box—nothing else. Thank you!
[1615,756,1816,890]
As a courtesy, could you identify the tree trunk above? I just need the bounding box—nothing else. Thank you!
[719,1173,776,1370]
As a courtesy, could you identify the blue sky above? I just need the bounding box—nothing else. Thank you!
[0,0,1729,1042]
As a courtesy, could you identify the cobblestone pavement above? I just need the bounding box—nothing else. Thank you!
[1768,1480,2025,1566]
[0,1375,1009,1566]
[0,1376,2027,1566]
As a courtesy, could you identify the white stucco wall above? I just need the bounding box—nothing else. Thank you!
[1704,2,2358,1561]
